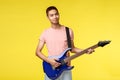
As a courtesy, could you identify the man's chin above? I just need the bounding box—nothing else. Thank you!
[52,22,59,24]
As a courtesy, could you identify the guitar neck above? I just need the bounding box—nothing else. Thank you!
[64,44,99,63]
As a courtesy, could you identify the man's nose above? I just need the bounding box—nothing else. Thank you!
[53,15,57,19]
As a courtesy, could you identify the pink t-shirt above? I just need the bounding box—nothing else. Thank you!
[40,26,74,56]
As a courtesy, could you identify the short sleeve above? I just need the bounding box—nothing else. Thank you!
[39,31,46,43]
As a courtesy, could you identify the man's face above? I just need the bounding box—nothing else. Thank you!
[47,9,59,24]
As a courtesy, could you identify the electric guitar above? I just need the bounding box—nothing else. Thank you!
[43,40,111,80]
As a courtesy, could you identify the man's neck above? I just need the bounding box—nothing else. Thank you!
[51,23,61,29]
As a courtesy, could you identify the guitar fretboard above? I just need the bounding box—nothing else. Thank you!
[64,44,98,63]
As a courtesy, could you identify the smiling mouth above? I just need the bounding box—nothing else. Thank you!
[53,19,58,21]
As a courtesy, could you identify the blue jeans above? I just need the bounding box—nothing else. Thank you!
[45,70,72,80]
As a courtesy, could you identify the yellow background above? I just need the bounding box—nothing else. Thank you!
[0,0,120,80]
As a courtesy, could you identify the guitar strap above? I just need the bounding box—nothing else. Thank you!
[65,27,72,51]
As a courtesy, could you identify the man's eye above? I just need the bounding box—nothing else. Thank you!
[50,14,53,17]
[55,13,59,15]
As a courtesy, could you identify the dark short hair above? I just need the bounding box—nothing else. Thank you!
[46,6,59,16]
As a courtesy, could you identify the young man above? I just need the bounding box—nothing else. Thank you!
[36,6,94,80]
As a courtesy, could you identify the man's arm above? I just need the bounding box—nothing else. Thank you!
[70,40,94,54]
[70,40,83,53]
[36,40,60,67]
[36,40,48,62]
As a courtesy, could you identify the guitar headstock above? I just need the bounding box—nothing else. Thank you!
[98,40,111,47]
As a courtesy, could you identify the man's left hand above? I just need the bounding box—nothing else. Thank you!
[86,48,95,54]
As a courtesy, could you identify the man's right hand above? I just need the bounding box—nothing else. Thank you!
[47,58,61,68]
